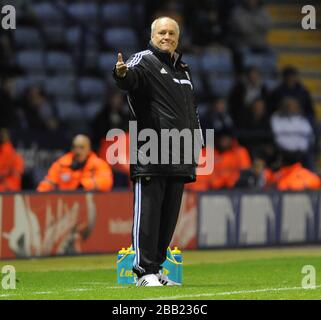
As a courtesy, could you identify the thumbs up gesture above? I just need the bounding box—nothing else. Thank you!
[115,53,128,78]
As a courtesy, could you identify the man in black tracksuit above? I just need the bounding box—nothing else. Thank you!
[113,17,203,286]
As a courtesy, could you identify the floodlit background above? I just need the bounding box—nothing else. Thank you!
[0,0,320,190]
[1,0,321,300]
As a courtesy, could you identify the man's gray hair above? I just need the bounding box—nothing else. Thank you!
[151,17,180,36]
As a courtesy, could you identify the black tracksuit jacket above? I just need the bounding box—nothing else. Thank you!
[113,42,203,183]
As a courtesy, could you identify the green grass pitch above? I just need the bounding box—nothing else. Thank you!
[1,246,321,300]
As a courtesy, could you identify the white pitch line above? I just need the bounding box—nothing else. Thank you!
[0,293,18,298]
[0,286,127,299]
[66,288,92,292]
[145,285,321,300]
[80,282,129,288]
[33,291,54,295]
[80,282,117,285]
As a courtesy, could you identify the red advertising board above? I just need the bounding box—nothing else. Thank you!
[0,191,198,259]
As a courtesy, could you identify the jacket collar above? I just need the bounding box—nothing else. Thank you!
[148,41,182,70]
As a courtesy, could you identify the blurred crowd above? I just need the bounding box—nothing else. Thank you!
[0,0,320,192]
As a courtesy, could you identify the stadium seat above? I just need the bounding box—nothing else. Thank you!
[183,54,202,73]
[200,49,233,74]
[266,4,305,24]
[56,100,85,121]
[14,77,31,95]
[263,78,280,91]
[207,74,234,97]
[65,27,79,47]
[103,28,138,51]
[268,29,321,48]
[15,74,46,95]
[32,2,64,24]
[83,101,104,120]
[243,52,277,75]
[67,3,98,23]
[43,25,65,45]
[102,2,131,26]
[78,77,106,99]
[45,75,76,97]
[65,27,97,49]
[315,102,321,121]
[302,78,321,96]
[278,53,321,73]
[99,52,117,72]
[82,49,100,70]
[16,50,45,72]
[13,27,42,49]
[46,51,74,73]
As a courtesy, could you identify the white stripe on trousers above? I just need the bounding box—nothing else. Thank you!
[133,177,145,273]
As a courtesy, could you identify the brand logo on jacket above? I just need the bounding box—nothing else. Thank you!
[160,68,168,74]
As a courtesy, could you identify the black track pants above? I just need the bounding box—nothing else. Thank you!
[131,176,184,277]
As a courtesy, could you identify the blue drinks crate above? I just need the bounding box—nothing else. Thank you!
[117,246,183,285]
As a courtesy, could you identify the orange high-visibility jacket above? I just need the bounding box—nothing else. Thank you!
[273,163,321,191]
[186,142,251,191]
[37,151,113,192]
[211,143,251,189]
[0,142,24,192]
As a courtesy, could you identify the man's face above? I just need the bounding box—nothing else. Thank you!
[251,99,265,118]
[253,158,265,176]
[284,74,298,88]
[151,18,179,54]
[0,128,9,144]
[216,135,233,152]
[246,0,258,10]
[72,138,90,163]
[286,98,300,114]
[212,98,226,113]
[248,69,259,85]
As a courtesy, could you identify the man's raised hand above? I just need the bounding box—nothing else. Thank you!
[115,53,128,78]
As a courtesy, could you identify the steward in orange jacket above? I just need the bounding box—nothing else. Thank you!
[271,151,321,191]
[186,130,251,191]
[273,162,321,191]
[211,140,251,189]
[0,129,24,192]
[37,135,113,192]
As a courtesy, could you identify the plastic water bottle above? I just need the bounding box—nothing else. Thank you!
[117,247,129,284]
[171,246,183,283]
[117,247,127,260]
[127,245,135,254]
[117,246,136,285]
[172,246,182,262]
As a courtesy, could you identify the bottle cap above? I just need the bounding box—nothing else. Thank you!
[127,245,135,253]
[172,246,181,254]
